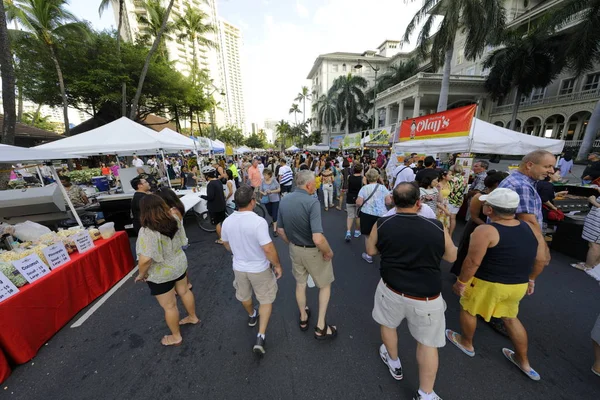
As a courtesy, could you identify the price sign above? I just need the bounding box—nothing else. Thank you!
[12,254,50,284]
[0,271,19,303]
[73,230,95,254]
[42,243,71,269]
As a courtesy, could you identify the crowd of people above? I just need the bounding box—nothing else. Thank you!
[124,148,600,400]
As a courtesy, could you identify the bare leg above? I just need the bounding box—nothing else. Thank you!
[273,221,277,233]
[338,192,344,209]
[449,214,457,238]
[586,243,600,268]
[296,282,308,321]
[346,218,353,232]
[155,289,182,342]
[381,325,399,360]
[174,277,199,324]
[355,217,361,232]
[316,284,332,332]
[241,298,254,315]
[416,343,438,394]
[258,303,273,336]
[457,309,477,352]
[216,222,222,240]
[593,339,600,374]
[502,317,532,371]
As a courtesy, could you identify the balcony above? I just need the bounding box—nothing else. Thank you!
[376,72,486,100]
[491,87,600,115]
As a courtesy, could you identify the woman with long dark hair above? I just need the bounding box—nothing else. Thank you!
[134,195,199,347]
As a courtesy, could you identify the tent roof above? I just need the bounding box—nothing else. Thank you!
[0,144,81,163]
[393,118,565,155]
[306,144,330,152]
[34,117,186,156]
[159,128,198,151]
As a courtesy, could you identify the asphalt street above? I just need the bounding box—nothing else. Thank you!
[3,201,600,400]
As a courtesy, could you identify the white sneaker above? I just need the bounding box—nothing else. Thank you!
[362,252,373,264]
[379,344,403,380]
[413,391,442,400]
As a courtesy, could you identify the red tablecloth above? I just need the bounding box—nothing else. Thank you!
[0,231,134,383]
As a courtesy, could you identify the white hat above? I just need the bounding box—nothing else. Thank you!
[479,188,520,209]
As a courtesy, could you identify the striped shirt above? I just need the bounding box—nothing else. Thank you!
[278,165,293,186]
[497,171,543,228]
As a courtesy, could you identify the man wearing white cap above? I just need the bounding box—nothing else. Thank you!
[445,188,549,381]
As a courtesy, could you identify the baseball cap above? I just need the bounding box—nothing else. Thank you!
[479,188,519,209]
[253,156,261,161]
[227,159,233,164]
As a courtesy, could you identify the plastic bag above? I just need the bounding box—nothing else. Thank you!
[13,221,52,242]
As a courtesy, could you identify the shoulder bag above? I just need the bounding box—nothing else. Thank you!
[357,184,381,215]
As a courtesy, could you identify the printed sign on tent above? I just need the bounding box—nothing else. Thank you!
[342,132,362,149]
[365,128,392,148]
[329,135,344,149]
[398,104,476,142]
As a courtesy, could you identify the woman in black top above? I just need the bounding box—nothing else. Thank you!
[536,169,568,221]
[338,159,352,211]
[345,163,364,242]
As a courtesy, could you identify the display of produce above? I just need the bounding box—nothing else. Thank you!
[88,228,101,241]
[63,168,102,184]
[0,262,28,288]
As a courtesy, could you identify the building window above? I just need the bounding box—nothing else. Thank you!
[531,87,546,101]
[465,66,476,76]
[342,63,346,72]
[332,64,338,72]
[559,78,576,95]
[582,73,600,91]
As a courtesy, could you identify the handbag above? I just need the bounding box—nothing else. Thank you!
[357,184,381,215]
[543,204,565,221]
[260,183,270,204]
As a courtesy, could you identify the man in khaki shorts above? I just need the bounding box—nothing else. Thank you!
[221,185,283,355]
[366,182,457,400]
[277,170,337,340]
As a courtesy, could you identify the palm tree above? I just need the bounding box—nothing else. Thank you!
[130,0,176,120]
[175,4,216,83]
[136,0,177,61]
[403,0,506,112]
[275,119,290,150]
[7,0,89,136]
[0,0,16,146]
[483,32,566,130]
[289,103,301,125]
[99,0,126,116]
[294,86,311,124]
[313,93,339,137]
[548,0,600,159]
[329,74,367,134]
[378,59,419,92]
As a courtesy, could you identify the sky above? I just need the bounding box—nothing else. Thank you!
[68,0,422,129]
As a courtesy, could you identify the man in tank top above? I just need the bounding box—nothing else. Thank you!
[446,188,549,382]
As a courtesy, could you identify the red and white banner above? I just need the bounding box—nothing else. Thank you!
[397,104,476,142]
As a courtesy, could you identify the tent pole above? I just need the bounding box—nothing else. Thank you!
[161,149,172,189]
[36,166,45,187]
[51,166,83,228]
[468,103,480,154]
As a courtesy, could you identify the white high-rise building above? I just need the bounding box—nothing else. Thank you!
[218,19,246,131]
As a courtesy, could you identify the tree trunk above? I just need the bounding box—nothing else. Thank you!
[174,104,181,132]
[189,108,194,135]
[0,0,16,146]
[437,47,454,113]
[345,105,350,134]
[130,0,175,120]
[577,99,600,161]
[302,98,306,123]
[507,89,521,131]
[17,84,23,122]
[48,46,70,136]
[34,104,42,125]
[117,0,123,53]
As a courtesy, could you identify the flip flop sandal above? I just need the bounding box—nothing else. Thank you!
[593,367,600,377]
[314,324,337,340]
[502,348,540,381]
[215,239,224,245]
[445,329,475,357]
[178,316,200,326]
[299,307,310,332]
[570,262,591,271]
[161,335,183,347]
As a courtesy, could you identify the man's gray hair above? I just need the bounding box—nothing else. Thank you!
[295,170,315,187]
[234,185,255,208]
[489,204,517,216]
[521,150,554,165]
[475,160,489,170]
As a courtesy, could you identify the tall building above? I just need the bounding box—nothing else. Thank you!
[218,19,246,131]
[112,0,246,130]
[306,1,598,148]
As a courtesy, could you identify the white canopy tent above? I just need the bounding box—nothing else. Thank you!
[0,144,86,228]
[285,145,300,152]
[211,139,225,153]
[306,144,330,152]
[393,118,565,155]
[234,146,252,154]
[158,128,197,151]
[35,117,191,156]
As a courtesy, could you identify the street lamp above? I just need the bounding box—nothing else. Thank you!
[354,59,380,129]
[205,85,226,140]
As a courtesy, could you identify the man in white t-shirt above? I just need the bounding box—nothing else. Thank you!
[132,156,144,168]
[391,158,416,188]
[278,159,293,196]
[257,158,265,175]
[221,185,283,355]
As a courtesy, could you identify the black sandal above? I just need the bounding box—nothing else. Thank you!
[314,324,337,340]
[299,307,310,331]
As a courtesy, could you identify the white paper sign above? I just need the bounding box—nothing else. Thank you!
[0,271,19,303]
[12,254,51,283]
[42,243,71,269]
[73,230,95,253]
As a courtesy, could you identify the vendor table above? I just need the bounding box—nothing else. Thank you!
[0,231,134,383]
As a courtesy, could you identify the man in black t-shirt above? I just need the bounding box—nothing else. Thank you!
[366,183,457,400]
[415,156,439,184]
[200,166,227,244]
[130,177,151,235]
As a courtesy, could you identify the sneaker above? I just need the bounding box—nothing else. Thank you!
[362,252,373,264]
[253,335,266,354]
[379,344,403,380]
[248,309,259,327]
[354,231,361,238]
[345,232,351,242]
[413,391,442,400]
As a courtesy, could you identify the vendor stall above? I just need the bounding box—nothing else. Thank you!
[285,145,300,152]
[306,144,330,152]
[210,139,225,154]
[0,231,134,383]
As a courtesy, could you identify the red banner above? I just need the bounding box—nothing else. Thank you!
[398,104,476,142]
